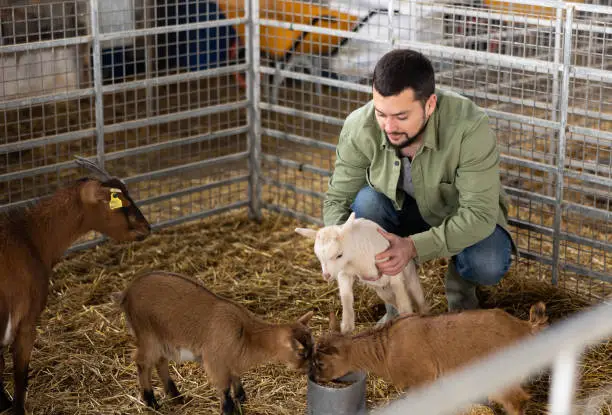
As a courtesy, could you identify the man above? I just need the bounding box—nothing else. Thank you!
[322,48,516,318]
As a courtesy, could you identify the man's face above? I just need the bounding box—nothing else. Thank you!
[373,87,436,149]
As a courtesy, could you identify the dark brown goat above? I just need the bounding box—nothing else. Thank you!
[0,159,150,415]
[113,271,315,414]
[311,303,548,415]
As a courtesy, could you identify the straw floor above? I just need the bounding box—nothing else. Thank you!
[3,209,611,415]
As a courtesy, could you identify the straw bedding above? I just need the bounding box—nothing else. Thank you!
[3,209,610,415]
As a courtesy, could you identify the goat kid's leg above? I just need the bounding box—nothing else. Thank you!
[403,261,429,314]
[337,273,355,333]
[12,324,38,415]
[490,385,530,415]
[389,272,414,315]
[135,349,160,410]
[202,359,238,415]
[156,357,184,404]
[231,376,246,404]
[0,348,11,411]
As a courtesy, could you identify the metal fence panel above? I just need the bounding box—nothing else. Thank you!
[256,0,611,298]
[1,0,250,248]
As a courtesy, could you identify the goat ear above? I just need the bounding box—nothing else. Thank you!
[329,311,341,333]
[80,180,108,205]
[297,310,314,325]
[295,228,317,240]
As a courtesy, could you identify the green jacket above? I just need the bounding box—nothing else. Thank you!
[323,88,515,262]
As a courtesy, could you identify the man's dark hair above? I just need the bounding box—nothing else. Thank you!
[372,49,435,103]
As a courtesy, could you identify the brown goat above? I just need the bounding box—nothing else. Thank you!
[0,159,151,415]
[113,271,315,414]
[311,303,548,415]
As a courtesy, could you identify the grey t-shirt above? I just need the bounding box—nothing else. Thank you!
[397,156,415,198]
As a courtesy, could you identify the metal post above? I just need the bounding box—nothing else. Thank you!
[548,347,579,414]
[548,5,563,196]
[246,0,262,221]
[551,4,574,285]
[90,0,105,168]
[388,0,395,48]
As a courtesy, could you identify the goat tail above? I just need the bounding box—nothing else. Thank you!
[528,302,548,333]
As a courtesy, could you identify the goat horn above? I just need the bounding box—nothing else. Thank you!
[74,156,113,181]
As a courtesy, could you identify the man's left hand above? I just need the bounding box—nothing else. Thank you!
[375,229,417,276]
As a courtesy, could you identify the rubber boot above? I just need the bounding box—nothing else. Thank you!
[445,260,480,312]
[376,303,399,326]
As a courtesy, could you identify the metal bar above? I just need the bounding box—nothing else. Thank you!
[572,2,612,14]
[0,129,95,154]
[101,63,250,94]
[259,18,559,75]
[563,202,612,223]
[97,17,248,42]
[0,88,95,111]
[68,201,250,253]
[90,0,105,169]
[374,301,612,415]
[261,154,332,177]
[151,201,250,230]
[563,168,611,189]
[262,128,337,151]
[136,176,249,207]
[104,101,248,134]
[261,177,326,200]
[548,348,579,415]
[1,166,249,214]
[259,102,345,127]
[552,4,573,286]
[569,125,612,145]
[548,6,563,197]
[101,127,249,161]
[123,152,249,184]
[246,0,262,221]
[0,147,249,184]
[259,65,371,94]
[0,35,92,53]
[263,203,324,226]
[560,263,612,284]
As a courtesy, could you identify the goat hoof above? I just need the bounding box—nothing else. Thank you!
[143,389,160,410]
[234,387,247,404]
[11,404,26,415]
[0,395,11,412]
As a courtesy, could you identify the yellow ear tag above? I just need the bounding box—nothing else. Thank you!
[109,188,123,210]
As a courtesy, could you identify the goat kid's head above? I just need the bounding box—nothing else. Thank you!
[295,212,357,282]
[279,311,315,373]
[309,312,352,383]
[75,157,151,242]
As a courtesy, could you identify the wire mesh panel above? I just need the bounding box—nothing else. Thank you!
[256,0,612,298]
[0,0,250,246]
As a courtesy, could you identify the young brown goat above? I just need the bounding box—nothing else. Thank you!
[113,271,315,414]
[311,303,548,415]
[0,158,151,415]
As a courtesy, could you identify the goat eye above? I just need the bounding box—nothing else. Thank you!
[335,253,343,259]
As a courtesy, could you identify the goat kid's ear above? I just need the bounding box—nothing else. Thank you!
[329,311,341,333]
[295,228,317,240]
[297,310,314,325]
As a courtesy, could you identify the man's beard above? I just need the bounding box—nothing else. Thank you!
[385,114,430,150]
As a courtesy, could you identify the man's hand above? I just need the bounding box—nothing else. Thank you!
[375,228,417,276]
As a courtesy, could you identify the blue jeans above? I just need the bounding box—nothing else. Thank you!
[351,186,512,286]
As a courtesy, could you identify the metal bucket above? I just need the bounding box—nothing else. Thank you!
[306,371,367,415]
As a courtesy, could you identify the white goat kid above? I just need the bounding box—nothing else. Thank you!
[296,212,428,333]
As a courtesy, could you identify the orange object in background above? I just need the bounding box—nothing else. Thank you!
[483,0,585,18]
[218,0,360,60]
